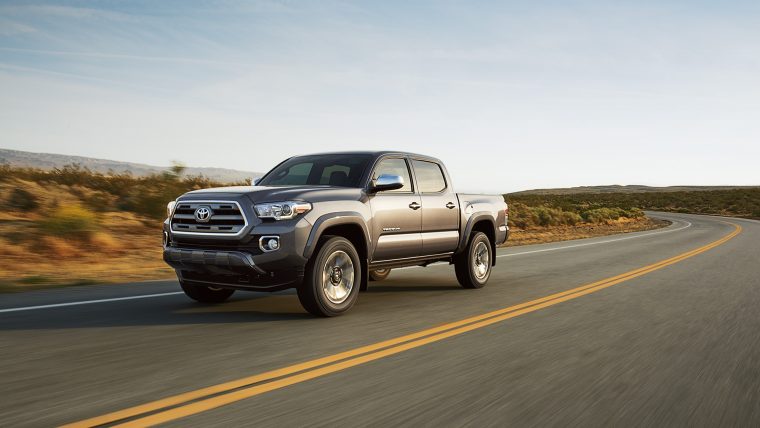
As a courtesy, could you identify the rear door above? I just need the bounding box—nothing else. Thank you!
[411,159,460,255]
[368,157,422,260]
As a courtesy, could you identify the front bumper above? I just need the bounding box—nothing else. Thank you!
[164,247,305,291]
[162,215,311,291]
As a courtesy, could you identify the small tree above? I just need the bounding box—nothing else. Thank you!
[170,161,186,178]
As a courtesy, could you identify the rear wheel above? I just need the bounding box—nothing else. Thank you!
[455,232,492,289]
[180,282,235,303]
[298,236,362,317]
[369,268,391,281]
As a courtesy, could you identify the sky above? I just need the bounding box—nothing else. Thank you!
[1,0,758,193]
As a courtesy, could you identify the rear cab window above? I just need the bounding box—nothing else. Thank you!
[412,160,447,193]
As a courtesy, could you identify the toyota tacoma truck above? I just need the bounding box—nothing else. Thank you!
[163,151,508,316]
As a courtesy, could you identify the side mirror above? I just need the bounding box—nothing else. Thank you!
[370,174,404,193]
[253,177,262,185]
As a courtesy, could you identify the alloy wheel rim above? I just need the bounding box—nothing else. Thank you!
[322,250,355,304]
[472,241,490,280]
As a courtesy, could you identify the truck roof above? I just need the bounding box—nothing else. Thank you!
[296,151,442,163]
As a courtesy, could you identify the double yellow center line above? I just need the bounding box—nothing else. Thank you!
[65,222,742,427]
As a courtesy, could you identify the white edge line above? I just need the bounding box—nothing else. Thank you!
[0,292,184,314]
[1,219,692,313]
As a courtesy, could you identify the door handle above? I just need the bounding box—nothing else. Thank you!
[409,202,421,210]
[446,202,456,209]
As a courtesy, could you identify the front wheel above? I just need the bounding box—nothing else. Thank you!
[298,236,362,317]
[454,232,492,289]
[180,282,235,303]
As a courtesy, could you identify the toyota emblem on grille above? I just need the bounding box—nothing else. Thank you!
[194,206,212,223]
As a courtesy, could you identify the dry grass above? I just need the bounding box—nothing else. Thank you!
[0,178,174,291]
[503,217,668,247]
[0,221,175,292]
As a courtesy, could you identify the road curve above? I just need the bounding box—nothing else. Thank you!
[1,213,759,426]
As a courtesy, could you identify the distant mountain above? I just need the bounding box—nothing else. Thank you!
[511,184,760,195]
[0,148,263,183]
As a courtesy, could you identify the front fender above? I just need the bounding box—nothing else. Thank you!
[303,211,371,259]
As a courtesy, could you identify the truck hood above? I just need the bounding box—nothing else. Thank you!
[179,185,366,204]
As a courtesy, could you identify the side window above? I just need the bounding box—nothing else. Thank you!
[412,160,446,193]
[372,158,412,193]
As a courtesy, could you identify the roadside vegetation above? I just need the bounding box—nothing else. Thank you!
[3,163,755,290]
[503,200,660,247]
[504,188,760,246]
[0,163,249,220]
[0,164,247,291]
[509,189,760,221]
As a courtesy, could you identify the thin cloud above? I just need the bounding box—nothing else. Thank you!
[0,4,136,22]
[0,63,171,94]
[0,19,36,36]
[0,47,251,67]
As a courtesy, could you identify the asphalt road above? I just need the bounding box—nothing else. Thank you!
[1,213,759,427]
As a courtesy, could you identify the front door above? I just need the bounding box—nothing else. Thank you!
[368,157,422,260]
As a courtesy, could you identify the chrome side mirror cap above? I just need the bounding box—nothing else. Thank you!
[370,174,404,193]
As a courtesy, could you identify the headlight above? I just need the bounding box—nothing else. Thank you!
[166,200,177,218]
[254,201,312,220]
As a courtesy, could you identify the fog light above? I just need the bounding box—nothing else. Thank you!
[268,238,279,250]
[259,236,280,252]
[163,231,169,247]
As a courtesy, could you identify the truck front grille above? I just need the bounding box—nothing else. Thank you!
[170,201,247,235]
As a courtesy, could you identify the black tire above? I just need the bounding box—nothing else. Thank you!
[454,232,492,289]
[180,282,235,303]
[369,268,391,281]
[298,236,362,317]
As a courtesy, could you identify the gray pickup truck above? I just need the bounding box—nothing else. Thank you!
[163,151,508,316]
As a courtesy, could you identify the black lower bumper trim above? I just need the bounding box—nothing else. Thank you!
[163,247,266,275]
[179,269,304,292]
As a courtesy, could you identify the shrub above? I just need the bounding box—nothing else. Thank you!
[507,202,589,228]
[623,207,645,218]
[561,211,583,226]
[8,188,39,211]
[37,204,98,239]
[582,208,623,223]
[82,191,116,212]
[533,206,557,227]
[506,188,760,220]
[1,164,248,220]
[507,200,643,228]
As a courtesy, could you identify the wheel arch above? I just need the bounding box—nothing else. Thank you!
[303,212,370,291]
[457,213,497,266]
[303,212,370,260]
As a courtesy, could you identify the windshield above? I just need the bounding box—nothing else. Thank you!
[258,154,373,187]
